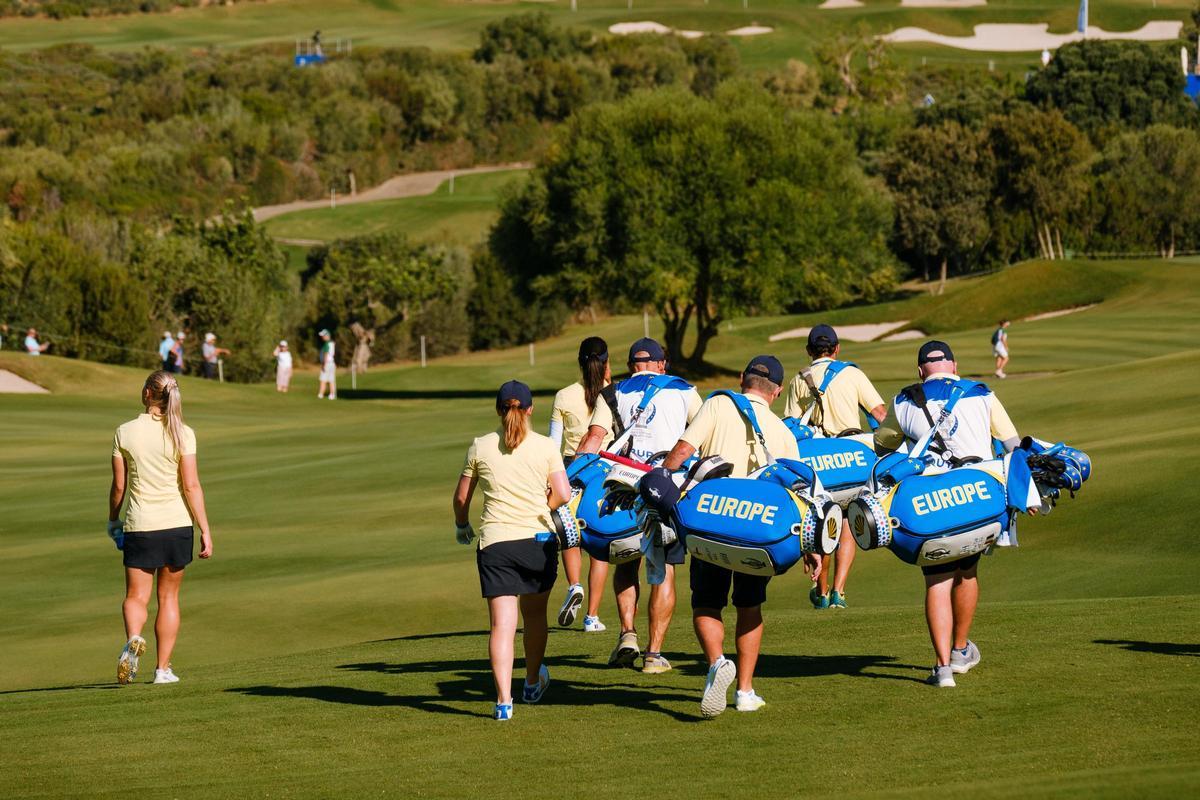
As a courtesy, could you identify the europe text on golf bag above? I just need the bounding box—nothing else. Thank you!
[672,458,842,576]
[552,453,647,563]
[792,434,877,507]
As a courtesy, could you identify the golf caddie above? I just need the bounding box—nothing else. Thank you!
[575,337,702,674]
[783,324,887,611]
[453,380,571,720]
[661,355,817,717]
[893,340,1023,687]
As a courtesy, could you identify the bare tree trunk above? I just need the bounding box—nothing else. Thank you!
[1035,225,1049,260]
[937,256,948,296]
[1043,223,1056,260]
[349,321,374,373]
[1169,232,1176,259]
[1055,227,1065,260]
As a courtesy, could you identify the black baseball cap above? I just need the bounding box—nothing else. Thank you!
[917,340,955,365]
[496,380,533,411]
[807,324,838,350]
[628,337,666,363]
[578,336,608,362]
[744,355,784,386]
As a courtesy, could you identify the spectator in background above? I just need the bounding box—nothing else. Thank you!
[165,332,185,375]
[201,333,231,381]
[159,332,175,372]
[317,329,336,400]
[24,328,49,356]
[1,323,9,350]
[992,319,1010,379]
[273,340,293,393]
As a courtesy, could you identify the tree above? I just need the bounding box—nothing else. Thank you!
[489,87,896,369]
[986,108,1092,261]
[1089,125,1200,257]
[1025,40,1197,140]
[303,233,458,367]
[882,122,993,292]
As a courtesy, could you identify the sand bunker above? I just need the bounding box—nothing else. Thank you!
[0,369,49,394]
[900,0,985,6]
[819,0,863,8]
[608,21,773,38]
[883,22,1182,52]
[881,329,927,342]
[1023,303,1098,322]
[770,321,912,343]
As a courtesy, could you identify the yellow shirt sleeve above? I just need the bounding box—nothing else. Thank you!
[685,388,703,423]
[181,426,197,457]
[852,369,885,414]
[461,441,479,479]
[783,374,811,419]
[989,396,1018,442]
[680,397,720,453]
[546,440,566,477]
[112,430,122,459]
[550,390,566,426]
[588,398,614,436]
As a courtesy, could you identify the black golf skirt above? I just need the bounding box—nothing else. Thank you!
[123,526,194,570]
[477,535,558,598]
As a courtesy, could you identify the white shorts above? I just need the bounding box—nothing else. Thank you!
[276,366,293,386]
[319,364,336,382]
[993,343,1008,359]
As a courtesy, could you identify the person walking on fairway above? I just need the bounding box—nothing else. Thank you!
[661,356,817,716]
[549,336,612,633]
[453,381,571,720]
[893,340,1027,687]
[158,331,175,372]
[201,333,231,381]
[575,337,702,674]
[108,371,214,685]
[317,329,336,400]
[273,340,293,393]
[783,324,887,611]
[992,319,1010,379]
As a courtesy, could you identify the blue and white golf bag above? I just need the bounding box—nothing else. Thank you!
[846,435,1093,568]
[552,453,654,564]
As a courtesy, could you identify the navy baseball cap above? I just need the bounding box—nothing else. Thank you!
[578,336,608,362]
[744,355,784,386]
[496,380,533,410]
[628,337,666,363]
[807,324,838,349]
[917,340,955,365]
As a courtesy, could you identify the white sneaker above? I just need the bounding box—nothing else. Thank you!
[583,615,607,633]
[735,689,766,712]
[949,640,981,674]
[557,583,584,627]
[701,656,737,718]
[926,665,956,687]
[117,635,146,685]
[153,668,180,684]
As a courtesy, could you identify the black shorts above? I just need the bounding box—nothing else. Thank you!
[123,526,193,570]
[921,552,982,577]
[477,536,558,598]
[203,362,218,379]
[690,558,770,610]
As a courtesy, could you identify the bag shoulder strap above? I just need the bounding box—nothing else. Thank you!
[708,390,774,465]
[909,378,981,459]
[817,359,855,394]
[600,384,624,438]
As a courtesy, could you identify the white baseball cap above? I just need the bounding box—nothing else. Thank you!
[205,332,216,342]
[279,340,288,347]
[176,331,186,338]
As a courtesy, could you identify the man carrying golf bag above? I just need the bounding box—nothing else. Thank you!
[661,356,817,717]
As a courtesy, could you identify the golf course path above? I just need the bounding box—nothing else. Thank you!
[253,162,532,223]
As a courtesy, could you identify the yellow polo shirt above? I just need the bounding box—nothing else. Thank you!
[462,429,566,549]
[680,393,800,478]
[550,381,611,458]
[112,413,197,532]
[783,358,885,436]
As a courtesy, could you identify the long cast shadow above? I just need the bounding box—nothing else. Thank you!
[754,653,927,684]
[1094,639,1200,657]
[337,388,557,402]
[0,683,120,696]
[368,630,490,643]
[227,684,491,718]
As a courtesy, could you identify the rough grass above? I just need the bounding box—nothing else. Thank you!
[0,0,1190,70]
[0,257,1197,798]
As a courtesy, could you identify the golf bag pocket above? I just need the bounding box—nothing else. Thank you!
[554,453,647,563]
[850,468,1008,566]
[793,435,876,507]
[673,478,840,576]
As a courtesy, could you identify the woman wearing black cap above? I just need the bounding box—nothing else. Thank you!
[453,380,572,720]
[549,337,613,632]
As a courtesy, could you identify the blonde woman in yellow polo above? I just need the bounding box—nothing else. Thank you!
[108,371,214,685]
[453,381,571,721]
[549,336,612,632]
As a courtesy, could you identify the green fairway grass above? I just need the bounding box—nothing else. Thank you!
[0,0,1190,70]
[1,257,1198,797]
[263,168,529,246]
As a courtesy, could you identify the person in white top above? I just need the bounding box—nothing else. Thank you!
[273,340,293,392]
[992,319,1010,379]
[575,338,702,674]
[201,333,231,381]
[24,328,49,356]
[108,370,214,685]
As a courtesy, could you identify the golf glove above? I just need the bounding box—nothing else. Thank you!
[107,519,125,550]
[455,523,476,546]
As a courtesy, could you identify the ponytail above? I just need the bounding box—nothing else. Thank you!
[144,370,187,457]
[581,354,608,413]
[501,399,529,450]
